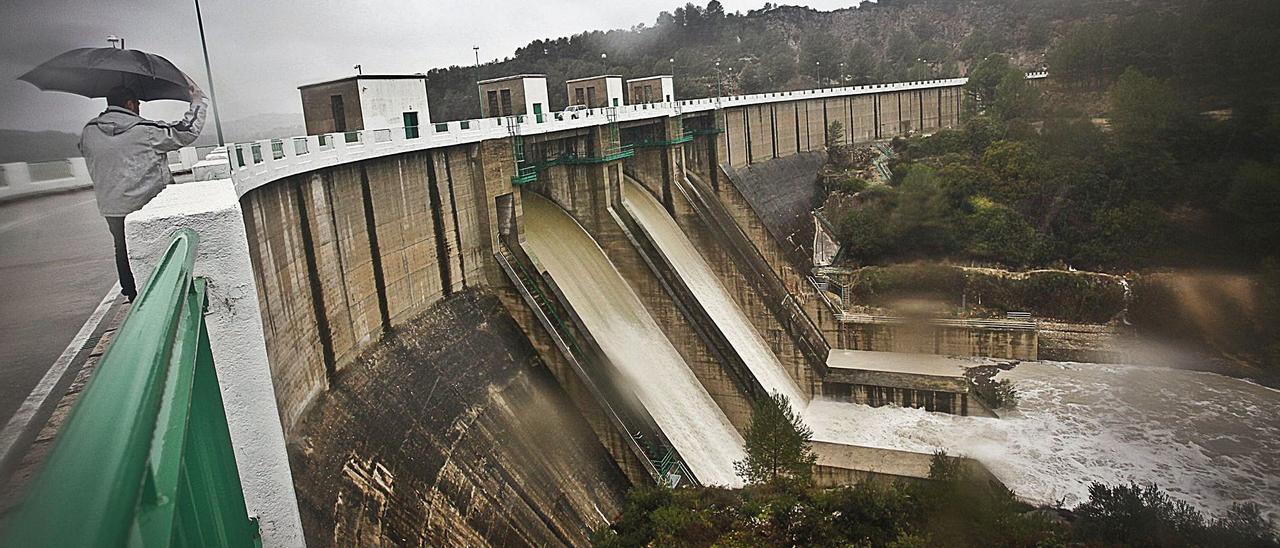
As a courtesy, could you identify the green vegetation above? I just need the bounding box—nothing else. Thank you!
[825,0,1280,273]
[733,393,817,488]
[592,454,1277,547]
[425,0,1182,121]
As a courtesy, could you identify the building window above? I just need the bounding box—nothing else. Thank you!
[487,90,499,117]
[499,89,513,116]
[403,111,419,138]
[330,95,346,132]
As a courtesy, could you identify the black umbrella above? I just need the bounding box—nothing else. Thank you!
[18,47,193,102]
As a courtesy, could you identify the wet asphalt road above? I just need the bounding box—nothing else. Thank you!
[0,189,117,424]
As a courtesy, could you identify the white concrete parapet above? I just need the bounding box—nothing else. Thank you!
[227,73,1047,199]
[0,158,93,203]
[126,179,305,548]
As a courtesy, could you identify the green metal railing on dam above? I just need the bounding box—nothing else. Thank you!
[510,145,638,186]
[2,229,260,548]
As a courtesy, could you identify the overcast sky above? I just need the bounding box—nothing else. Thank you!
[0,0,863,134]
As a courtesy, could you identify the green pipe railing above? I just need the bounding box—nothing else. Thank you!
[2,228,260,547]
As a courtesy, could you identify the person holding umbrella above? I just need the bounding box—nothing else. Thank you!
[20,47,208,302]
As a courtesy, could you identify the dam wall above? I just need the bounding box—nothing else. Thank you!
[75,75,1034,547]
[240,142,519,433]
[714,85,963,170]
[288,290,629,546]
[834,318,1039,361]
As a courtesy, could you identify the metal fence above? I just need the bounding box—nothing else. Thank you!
[1,229,260,547]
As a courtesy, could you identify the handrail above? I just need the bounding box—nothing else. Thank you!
[2,229,260,547]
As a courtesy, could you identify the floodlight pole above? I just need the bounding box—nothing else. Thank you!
[194,0,225,146]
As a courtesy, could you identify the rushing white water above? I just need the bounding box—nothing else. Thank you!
[521,192,746,487]
[621,177,807,406]
[525,185,1280,521]
[806,361,1280,521]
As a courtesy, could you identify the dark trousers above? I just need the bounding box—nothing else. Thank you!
[106,216,137,299]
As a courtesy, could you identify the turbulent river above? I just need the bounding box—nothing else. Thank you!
[532,181,1280,517]
[806,361,1280,521]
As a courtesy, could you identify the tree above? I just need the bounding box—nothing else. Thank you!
[705,0,725,20]
[965,55,1013,114]
[891,166,960,256]
[992,69,1041,121]
[964,197,1044,266]
[1108,68,1189,148]
[846,41,876,84]
[1223,162,1280,251]
[801,30,841,84]
[734,392,817,486]
[840,203,896,261]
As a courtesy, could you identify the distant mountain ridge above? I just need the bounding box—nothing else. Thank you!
[0,130,81,164]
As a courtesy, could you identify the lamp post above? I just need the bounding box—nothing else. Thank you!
[473,46,483,117]
[714,58,722,103]
[839,61,845,88]
[106,35,124,49]
[193,0,225,146]
[669,57,676,104]
[815,60,821,88]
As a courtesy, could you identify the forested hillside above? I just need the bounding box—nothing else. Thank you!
[426,0,1168,121]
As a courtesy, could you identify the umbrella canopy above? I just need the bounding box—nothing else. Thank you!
[18,47,192,102]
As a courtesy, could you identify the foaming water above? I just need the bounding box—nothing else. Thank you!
[521,192,745,486]
[621,177,807,405]
[805,361,1280,521]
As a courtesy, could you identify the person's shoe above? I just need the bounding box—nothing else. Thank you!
[123,292,136,304]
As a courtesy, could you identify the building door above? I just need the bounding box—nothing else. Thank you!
[574,88,586,106]
[330,95,346,132]
[532,103,543,123]
[487,90,500,117]
[499,89,513,116]
[403,112,419,138]
[586,87,597,108]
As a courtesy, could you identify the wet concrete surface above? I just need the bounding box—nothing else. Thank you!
[289,290,629,547]
[0,189,117,424]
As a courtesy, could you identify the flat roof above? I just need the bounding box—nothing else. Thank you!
[298,74,425,90]
[626,75,673,83]
[565,75,623,84]
[825,349,993,378]
[477,73,546,85]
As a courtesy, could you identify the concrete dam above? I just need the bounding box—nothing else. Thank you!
[0,63,1258,548]
[93,70,1280,543]
[218,77,989,544]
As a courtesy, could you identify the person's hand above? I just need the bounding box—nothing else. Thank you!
[183,74,206,101]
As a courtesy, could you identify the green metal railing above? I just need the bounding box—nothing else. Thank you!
[2,229,260,547]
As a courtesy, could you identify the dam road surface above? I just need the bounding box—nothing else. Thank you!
[0,189,118,425]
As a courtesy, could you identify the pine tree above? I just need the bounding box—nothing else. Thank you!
[733,392,817,486]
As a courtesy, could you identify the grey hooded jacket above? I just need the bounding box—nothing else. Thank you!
[79,94,207,217]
